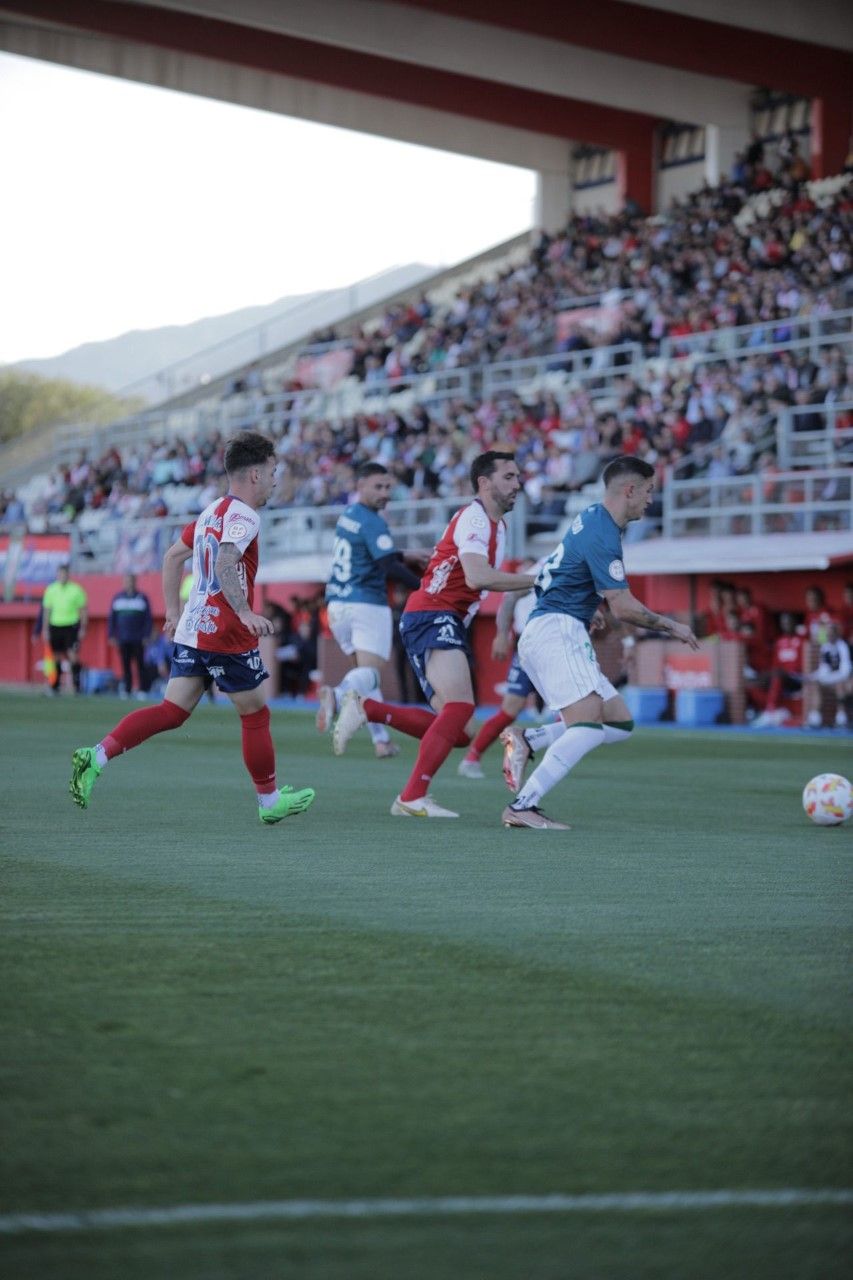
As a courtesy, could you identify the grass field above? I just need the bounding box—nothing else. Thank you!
[1,690,851,1279]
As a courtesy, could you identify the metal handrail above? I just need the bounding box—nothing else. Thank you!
[663,468,852,537]
[658,308,853,360]
[775,401,853,469]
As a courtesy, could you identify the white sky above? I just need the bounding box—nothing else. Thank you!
[0,52,536,366]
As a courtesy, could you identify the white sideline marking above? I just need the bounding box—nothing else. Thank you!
[1,1189,851,1235]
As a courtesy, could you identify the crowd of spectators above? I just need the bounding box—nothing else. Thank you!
[303,164,851,384]
[0,162,850,538]
[3,337,849,539]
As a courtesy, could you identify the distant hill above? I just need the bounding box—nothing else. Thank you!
[8,264,436,400]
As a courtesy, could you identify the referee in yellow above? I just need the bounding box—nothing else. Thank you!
[42,563,88,695]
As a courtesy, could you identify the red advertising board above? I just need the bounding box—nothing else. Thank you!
[0,533,71,599]
[664,651,714,690]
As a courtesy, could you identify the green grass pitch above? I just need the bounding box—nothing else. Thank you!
[1,690,850,1279]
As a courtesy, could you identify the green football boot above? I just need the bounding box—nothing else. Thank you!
[70,746,101,809]
[259,785,316,825]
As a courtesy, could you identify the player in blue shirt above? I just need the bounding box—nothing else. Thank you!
[500,455,699,829]
[317,461,423,757]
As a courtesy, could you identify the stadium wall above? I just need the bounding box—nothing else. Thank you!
[1,567,849,691]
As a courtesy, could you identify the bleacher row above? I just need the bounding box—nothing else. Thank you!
[0,168,850,554]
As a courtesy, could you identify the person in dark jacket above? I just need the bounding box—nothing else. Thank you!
[109,573,153,697]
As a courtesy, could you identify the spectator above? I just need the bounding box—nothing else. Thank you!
[804,622,852,728]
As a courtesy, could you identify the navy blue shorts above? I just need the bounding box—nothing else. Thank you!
[169,643,268,693]
[505,656,536,700]
[399,610,472,704]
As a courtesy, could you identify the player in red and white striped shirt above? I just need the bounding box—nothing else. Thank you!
[69,432,315,825]
[332,451,537,817]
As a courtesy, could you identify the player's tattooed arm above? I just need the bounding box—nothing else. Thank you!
[605,589,700,649]
[216,544,250,614]
[215,543,274,636]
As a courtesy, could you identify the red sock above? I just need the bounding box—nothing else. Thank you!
[101,698,190,759]
[241,705,277,794]
[364,698,472,747]
[468,709,515,759]
[400,702,474,802]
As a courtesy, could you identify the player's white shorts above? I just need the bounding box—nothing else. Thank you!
[518,613,618,711]
[327,601,393,661]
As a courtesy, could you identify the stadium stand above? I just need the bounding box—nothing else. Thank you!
[2,169,850,550]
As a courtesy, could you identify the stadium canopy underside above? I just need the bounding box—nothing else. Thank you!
[0,0,850,222]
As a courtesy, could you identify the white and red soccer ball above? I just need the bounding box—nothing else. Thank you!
[802,773,852,827]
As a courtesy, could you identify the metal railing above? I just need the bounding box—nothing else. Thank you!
[663,468,852,538]
[5,309,851,490]
[658,308,853,362]
[70,494,529,574]
[776,401,853,469]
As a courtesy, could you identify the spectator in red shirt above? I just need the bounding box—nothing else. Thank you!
[703,580,737,638]
[735,586,771,671]
[751,612,807,726]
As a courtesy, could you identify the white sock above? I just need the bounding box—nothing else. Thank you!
[336,666,380,711]
[524,721,565,753]
[514,724,605,809]
[602,721,633,745]
[95,744,109,768]
[257,790,279,809]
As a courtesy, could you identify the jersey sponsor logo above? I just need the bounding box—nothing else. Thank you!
[225,521,248,540]
[338,515,361,534]
[571,514,584,534]
[174,648,195,664]
[376,533,394,551]
[426,557,457,595]
[608,559,626,581]
[468,511,488,529]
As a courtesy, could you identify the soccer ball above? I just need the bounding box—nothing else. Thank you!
[802,773,852,826]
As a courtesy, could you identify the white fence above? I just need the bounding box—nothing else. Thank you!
[663,468,852,538]
[775,401,853,469]
[658,308,853,362]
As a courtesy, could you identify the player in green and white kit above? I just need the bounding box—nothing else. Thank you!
[318,462,424,757]
[501,455,699,829]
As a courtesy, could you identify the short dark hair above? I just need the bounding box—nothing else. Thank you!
[223,431,275,475]
[356,461,389,482]
[602,455,655,487]
[470,450,516,493]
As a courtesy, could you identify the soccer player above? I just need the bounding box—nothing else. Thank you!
[69,431,315,825]
[499,455,699,829]
[316,461,423,758]
[457,560,545,780]
[332,450,537,817]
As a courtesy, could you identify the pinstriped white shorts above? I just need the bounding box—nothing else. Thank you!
[327,601,393,660]
[518,613,618,712]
